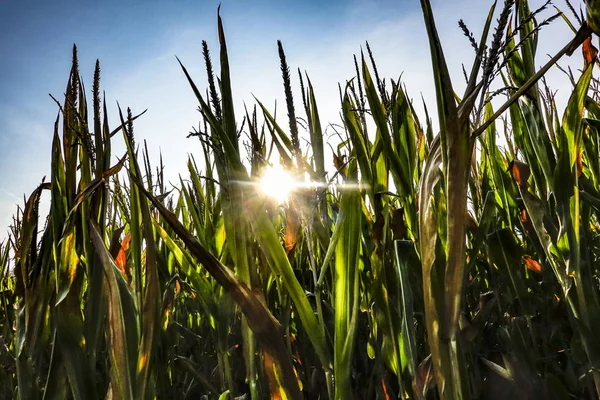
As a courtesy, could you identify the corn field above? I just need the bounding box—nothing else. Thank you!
[2,0,600,399]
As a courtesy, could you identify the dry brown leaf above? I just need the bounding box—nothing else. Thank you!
[583,35,598,69]
[115,232,131,281]
[522,255,542,274]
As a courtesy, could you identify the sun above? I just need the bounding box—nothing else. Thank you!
[259,165,295,203]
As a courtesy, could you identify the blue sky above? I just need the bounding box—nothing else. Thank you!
[0,0,585,238]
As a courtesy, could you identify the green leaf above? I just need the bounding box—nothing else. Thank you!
[90,222,138,400]
[333,163,362,400]
[307,77,326,179]
[247,197,332,372]
[394,240,418,393]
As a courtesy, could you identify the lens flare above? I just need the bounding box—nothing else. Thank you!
[259,165,295,203]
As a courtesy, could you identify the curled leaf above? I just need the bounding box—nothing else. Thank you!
[114,233,131,282]
[522,255,543,274]
[583,35,598,70]
[508,160,531,189]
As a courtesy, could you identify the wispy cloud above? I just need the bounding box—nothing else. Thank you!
[0,188,19,200]
[0,0,587,239]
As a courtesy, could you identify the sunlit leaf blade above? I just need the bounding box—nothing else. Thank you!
[362,57,405,196]
[343,93,372,192]
[90,222,137,400]
[217,7,238,152]
[419,0,459,146]
[307,77,326,179]
[333,163,361,400]
[556,63,600,392]
[247,197,332,372]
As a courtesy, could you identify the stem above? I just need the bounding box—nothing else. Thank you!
[304,223,333,398]
[472,24,592,138]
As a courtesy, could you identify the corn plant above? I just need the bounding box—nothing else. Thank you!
[1,1,600,399]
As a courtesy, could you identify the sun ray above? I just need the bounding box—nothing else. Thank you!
[259,165,296,203]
